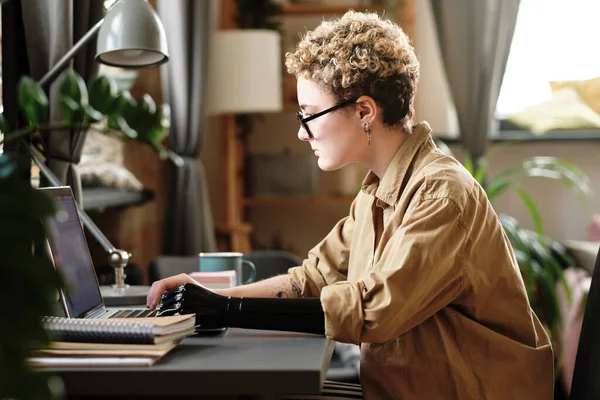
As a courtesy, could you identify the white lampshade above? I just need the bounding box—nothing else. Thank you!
[96,0,169,68]
[207,30,283,115]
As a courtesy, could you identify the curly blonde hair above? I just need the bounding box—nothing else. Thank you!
[285,11,419,132]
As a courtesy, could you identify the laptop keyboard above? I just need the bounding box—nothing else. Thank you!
[107,309,159,318]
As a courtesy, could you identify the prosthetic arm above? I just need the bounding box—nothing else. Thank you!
[158,283,325,335]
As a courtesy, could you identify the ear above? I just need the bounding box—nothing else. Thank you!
[355,95,378,126]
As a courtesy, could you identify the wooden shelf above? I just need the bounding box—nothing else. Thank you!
[280,3,368,16]
[244,195,354,207]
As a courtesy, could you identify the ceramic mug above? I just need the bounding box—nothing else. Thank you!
[198,252,256,286]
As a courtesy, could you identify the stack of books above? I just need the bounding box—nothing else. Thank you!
[30,314,196,367]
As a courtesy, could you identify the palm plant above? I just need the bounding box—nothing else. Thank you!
[0,70,176,400]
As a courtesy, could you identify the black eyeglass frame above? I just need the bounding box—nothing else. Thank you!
[296,98,358,139]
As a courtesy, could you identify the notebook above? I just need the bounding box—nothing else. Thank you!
[38,186,159,320]
[40,314,196,344]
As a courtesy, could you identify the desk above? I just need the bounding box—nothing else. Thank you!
[46,328,334,399]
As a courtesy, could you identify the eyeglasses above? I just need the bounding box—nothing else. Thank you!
[296,98,358,139]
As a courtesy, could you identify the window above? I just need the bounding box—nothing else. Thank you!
[496,0,600,134]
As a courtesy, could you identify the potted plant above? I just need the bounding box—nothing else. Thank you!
[0,70,176,399]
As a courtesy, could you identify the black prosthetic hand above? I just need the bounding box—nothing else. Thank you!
[158,283,325,335]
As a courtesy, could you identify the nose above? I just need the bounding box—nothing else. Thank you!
[298,126,311,141]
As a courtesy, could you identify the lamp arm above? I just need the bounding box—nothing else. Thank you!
[22,142,131,288]
[38,17,105,88]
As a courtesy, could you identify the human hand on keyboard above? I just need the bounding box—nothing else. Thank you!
[147,273,202,310]
[157,283,229,329]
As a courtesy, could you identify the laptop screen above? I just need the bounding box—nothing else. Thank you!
[41,187,103,318]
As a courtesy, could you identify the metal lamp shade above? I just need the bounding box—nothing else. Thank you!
[96,0,169,68]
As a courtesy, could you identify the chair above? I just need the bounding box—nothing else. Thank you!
[569,246,600,399]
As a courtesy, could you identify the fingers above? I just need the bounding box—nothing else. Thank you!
[146,273,198,310]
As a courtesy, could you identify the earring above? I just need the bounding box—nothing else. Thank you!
[363,123,372,145]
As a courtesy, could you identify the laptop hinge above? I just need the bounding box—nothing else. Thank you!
[84,307,109,319]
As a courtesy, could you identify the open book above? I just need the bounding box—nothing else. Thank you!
[42,314,196,345]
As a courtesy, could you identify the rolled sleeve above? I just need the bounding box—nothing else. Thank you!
[321,281,365,344]
[288,265,323,298]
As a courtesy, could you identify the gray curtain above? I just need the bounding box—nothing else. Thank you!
[157,0,217,255]
[21,0,104,203]
[430,0,520,165]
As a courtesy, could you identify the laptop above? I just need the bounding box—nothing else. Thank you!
[39,186,158,319]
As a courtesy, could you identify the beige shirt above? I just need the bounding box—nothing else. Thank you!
[288,122,553,399]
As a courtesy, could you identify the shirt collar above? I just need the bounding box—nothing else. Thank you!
[361,122,434,207]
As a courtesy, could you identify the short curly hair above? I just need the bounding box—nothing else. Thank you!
[285,11,419,132]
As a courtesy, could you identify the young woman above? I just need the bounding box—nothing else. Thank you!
[148,11,553,399]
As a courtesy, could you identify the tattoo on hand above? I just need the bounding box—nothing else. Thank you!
[291,278,303,298]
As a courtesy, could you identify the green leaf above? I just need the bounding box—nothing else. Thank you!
[58,97,81,124]
[17,76,49,126]
[139,94,157,116]
[495,156,592,206]
[485,176,511,202]
[111,91,139,129]
[513,186,544,235]
[533,260,561,338]
[513,248,535,300]
[473,157,487,185]
[549,240,576,270]
[83,104,104,123]
[159,103,171,130]
[140,103,170,147]
[88,74,118,114]
[128,94,157,140]
[527,231,571,314]
[463,153,474,176]
[107,115,137,139]
[58,70,88,105]
[57,70,88,124]
[110,90,135,114]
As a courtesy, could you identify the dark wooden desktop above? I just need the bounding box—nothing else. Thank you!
[44,328,334,400]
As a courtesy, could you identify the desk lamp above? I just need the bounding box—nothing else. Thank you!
[26,0,169,305]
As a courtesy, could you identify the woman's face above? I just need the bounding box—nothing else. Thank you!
[296,77,366,171]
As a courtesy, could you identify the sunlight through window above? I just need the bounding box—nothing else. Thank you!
[496,0,600,118]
